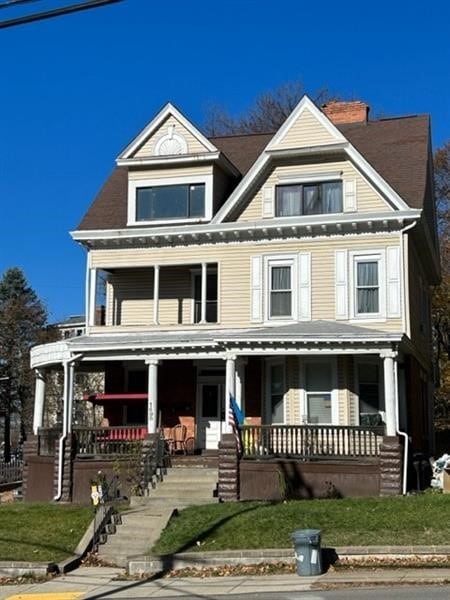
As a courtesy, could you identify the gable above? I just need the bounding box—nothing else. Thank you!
[234,159,395,223]
[133,114,211,158]
[271,106,339,149]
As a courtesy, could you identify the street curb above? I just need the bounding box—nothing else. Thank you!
[0,561,57,577]
[127,546,450,576]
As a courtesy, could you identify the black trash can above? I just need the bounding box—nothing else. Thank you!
[291,528,322,576]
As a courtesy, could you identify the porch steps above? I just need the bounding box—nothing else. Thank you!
[97,466,218,568]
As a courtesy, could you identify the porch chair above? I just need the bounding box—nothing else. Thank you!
[170,423,187,455]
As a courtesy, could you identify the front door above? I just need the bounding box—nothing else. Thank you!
[197,383,224,450]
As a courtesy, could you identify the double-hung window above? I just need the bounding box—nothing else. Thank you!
[268,260,293,319]
[355,257,380,316]
[276,181,342,217]
[304,361,333,424]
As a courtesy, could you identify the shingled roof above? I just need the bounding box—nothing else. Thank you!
[77,114,430,231]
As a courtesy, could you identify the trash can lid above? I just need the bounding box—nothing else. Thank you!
[291,528,321,539]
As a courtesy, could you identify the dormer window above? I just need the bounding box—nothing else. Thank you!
[275,181,342,217]
[127,174,213,225]
[136,184,205,221]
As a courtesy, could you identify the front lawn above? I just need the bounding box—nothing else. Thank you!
[0,503,93,562]
[153,494,450,555]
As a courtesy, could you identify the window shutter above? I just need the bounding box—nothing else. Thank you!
[335,250,349,320]
[298,252,311,321]
[250,255,263,322]
[262,186,275,218]
[386,246,401,317]
[343,179,357,212]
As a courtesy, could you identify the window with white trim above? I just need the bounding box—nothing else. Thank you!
[267,258,294,319]
[136,183,205,221]
[275,181,342,217]
[304,361,333,424]
[352,253,383,318]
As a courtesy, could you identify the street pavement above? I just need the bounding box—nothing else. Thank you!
[1,566,450,599]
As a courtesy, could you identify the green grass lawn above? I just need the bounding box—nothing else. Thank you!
[153,494,450,555]
[0,503,93,563]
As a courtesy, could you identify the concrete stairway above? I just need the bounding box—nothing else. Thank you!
[97,466,218,567]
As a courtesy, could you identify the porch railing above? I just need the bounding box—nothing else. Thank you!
[74,426,148,457]
[0,460,23,484]
[240,424,385,460]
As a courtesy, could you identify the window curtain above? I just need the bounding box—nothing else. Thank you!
[357,262,379,313]
[270,266,291,316]
[277,186,301,216]
[303,185,321,214]
[323,182,342,213]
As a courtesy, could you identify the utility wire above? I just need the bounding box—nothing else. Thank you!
[0,0,42,9]
[0,0,123,28]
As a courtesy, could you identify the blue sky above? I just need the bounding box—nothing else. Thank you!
[0,0,449,322]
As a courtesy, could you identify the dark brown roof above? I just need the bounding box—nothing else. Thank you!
[77,115,430,231]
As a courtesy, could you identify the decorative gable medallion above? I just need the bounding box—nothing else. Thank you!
[154,124,188,156]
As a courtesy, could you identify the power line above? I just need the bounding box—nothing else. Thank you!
[0,0,124,28]
[0,1,42,11]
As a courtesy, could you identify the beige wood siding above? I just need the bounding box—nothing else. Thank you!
[237,161,391,222]
[128,165,213,182]
[92,233,403,334]
[272,106,337,149]
[133,115,209,158]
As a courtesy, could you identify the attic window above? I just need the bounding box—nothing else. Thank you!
[275,181,342,217]
[136,184,205,221]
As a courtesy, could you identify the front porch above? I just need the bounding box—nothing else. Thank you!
[26,321,410,502]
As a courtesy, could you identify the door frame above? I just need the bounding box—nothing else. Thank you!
[196,373,225,450]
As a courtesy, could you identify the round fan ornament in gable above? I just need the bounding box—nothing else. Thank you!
[154,124,188,156]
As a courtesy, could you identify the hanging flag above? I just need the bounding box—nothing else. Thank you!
[228,394,243,455]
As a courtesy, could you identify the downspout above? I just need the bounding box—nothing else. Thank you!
[53,353,83,501]
[397,219,418,495]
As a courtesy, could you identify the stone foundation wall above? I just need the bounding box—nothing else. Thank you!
[218,433,239,501]
[379,436,403,496]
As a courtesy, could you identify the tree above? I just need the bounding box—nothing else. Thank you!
[0,268,52,460]
[203,81,337,136]
[433,141,450,426]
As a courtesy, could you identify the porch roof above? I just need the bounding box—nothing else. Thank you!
[30,321,403,367]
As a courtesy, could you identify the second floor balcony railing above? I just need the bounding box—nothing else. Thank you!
[240,424,385,460]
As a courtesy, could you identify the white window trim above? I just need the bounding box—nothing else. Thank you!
[300,357,339,425]
[127,174,213,226]
[265,357,286,425]
[354,356,385,426]
[264,254,298,323]
[349,249,386,321]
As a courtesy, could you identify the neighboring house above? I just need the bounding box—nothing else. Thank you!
[26,96,439,502]
[56,315,85,339]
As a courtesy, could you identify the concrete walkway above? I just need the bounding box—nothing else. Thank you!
[2,566,450,599]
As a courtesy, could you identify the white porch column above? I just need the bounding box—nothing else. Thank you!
[146,359,159,434]
[225,355,236,432]
[32,369,46,435]
[235,357,247,413]
[153,265,160,325]
[200,262,207,323]
[381,350,398,436]
[67,362,75,434]
[88,268,97,326]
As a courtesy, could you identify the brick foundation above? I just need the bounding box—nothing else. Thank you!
[53,434,75,502]
[379,436,403,496]
[218,433,239,501]
[21,435,39,500]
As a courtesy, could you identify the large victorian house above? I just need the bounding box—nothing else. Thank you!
[25,97,439,503]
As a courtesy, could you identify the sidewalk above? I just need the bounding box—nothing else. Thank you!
[2,565,450,599]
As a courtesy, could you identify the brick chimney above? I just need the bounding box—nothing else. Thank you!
[322,100,370,124]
